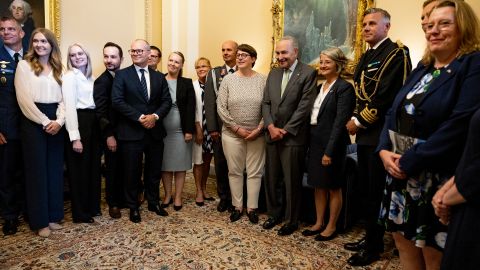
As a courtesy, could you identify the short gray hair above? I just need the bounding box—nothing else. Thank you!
[364,8,391,23]
[279,35,299,49]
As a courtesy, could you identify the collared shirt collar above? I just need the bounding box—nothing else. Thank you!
[225,64,236,71]
[370,37,389,50]
[134,64,149,74]
[286,59,299,73]
[108,70,116,77]
[4,45,23,60]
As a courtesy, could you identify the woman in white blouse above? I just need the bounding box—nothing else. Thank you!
[302,47,355,241]
[217,44,266,224]
[63,43,101,223]
[15,28,65,237]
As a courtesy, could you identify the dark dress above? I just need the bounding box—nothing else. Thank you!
[441,108,480,270]
[307,79,355,188]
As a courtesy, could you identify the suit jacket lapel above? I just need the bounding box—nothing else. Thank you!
[280,63,302,103]
[129,65,149,102]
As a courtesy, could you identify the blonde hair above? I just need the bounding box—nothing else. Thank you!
[169,51,185,77]
[66,43,93,79]
[422,0,480,65]
[194,57,211,68]
[24,28,63,85]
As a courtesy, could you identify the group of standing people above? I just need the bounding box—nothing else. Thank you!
[1,1,480,269]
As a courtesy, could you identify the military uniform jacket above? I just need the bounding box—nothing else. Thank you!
[0,46,21,140]
[204,65,232,133]
[353,38,411,146]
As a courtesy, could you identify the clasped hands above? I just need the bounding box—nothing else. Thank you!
[379,150,407,179]
[234,125,264,141]
[267,124,287,141]
[139,114,157,129]
[44,121,61,135]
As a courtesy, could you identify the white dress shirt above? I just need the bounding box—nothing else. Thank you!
[62,68,96,141]
[310,80,336,124]
[14,60,65,127]
[134,65,151,98]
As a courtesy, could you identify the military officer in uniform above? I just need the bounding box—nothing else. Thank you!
[344,8,412,266]
[0,16,24,235]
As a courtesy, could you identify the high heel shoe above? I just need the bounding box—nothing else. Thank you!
[161,198,173,208]
[315,230,337,241]
[173,204,183,211]
[195,201,204,207]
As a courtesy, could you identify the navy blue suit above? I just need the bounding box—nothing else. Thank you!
[0,46,23,222]
[112,65,172,208]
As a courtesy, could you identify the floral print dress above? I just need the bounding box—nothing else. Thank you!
[378,69,448,250]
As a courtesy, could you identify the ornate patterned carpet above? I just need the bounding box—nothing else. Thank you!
[0,173,401,269]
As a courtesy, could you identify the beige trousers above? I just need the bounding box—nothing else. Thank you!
[222,132,265,209]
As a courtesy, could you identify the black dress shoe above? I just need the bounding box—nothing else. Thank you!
[302,228,323,236]
[148,204,169,216]
[347,250,380,266]
[246,210,259,224]
[314,231,337,241]
[278,223,298,236]
[217,200,229,212]
[263,217,280,229]
[73,217,94,224]
[344,237,367,251]
[2,219,18,235]
[230,210,243,222]
[129,208,141,223]
[173,204,183,211]
[109,207,121,219]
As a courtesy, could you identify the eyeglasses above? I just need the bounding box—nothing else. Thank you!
[195,65,210,69]
[425,20,455,32]
[128,49,149,55]
[236,53,250,60]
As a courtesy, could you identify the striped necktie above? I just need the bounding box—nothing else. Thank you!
[140,69,149,101]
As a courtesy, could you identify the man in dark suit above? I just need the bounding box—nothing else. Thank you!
[112,39,172,223]
[344,8,411,266]
[262,36,317,236]
[93,42,124,219]
[0,16,24,235]
[204,40,238,212]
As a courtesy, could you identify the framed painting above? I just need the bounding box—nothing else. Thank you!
[271,0,374,74]
[0,0,61,42]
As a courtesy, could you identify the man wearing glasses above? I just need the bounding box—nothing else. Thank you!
[112,39,172,223]
[148,45,162,71]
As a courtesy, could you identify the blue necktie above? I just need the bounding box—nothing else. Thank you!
[140,69,149,101]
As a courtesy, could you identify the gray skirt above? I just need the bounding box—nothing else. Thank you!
[162,106,192,171]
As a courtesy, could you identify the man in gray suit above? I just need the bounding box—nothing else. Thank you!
[204,40,238,212]
[262,36,317,236]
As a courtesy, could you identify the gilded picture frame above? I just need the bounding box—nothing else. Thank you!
[271,0,375,74]
[45,0,61,41]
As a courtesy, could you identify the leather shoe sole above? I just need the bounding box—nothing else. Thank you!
[347,250,380,266]
[262,217,280,229]
[344,238,367,251]
[277,224,298,236]
[148,205,169,216]
[109,207,121,219]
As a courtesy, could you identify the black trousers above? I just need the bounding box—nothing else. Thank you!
[102,140,125,208]
[264,143,305,224]
[212,139,231,202]
[357,144,386,253]
[65,110,101,220]
[121,133,163,209]
[21,103,64,230]
[0,139,23,221]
